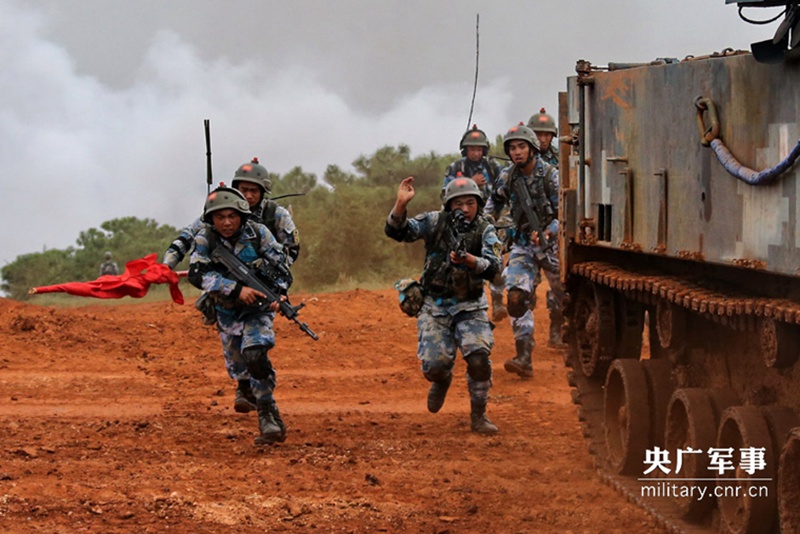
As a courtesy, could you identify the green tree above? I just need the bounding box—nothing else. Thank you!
[272,166,317,197]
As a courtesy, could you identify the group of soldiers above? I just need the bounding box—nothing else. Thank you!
[387,108,566,436]
[164,158,300,445]
[159,108,564,445]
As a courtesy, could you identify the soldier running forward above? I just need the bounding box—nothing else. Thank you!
[188,186,290,446]
[386,176,503,435]
[442,125,509,323]
[163,157,301,414]
[484,123,562,379]
[528,108,567,348]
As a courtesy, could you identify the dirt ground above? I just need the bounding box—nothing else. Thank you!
[0,282,663,533]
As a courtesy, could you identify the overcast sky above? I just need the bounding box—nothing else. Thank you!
[0,0,781,268]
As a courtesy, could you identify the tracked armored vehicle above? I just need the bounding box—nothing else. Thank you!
[558,3,800,532]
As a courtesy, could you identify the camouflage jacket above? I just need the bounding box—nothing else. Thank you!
[385,209,502,316]
[484,157,559,247]
[442,157,504,200]
[188,220,285,308]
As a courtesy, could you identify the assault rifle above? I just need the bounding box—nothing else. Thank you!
[447,209,470,264]
[510,174,558,273]
[210,245,318,340]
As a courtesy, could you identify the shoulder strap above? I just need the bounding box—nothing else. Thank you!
[262,200,279,233]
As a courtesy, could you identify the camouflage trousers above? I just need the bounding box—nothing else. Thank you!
[217,308,277,403]
[416,309,493,404]
[505,243,563,341]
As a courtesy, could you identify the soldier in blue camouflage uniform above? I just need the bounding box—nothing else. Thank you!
[485,123,561,379]
[442,125,509,322]
[163,157,300,269]
[232,157,300,266]
[528,108,567,348]
[386,175,503,434]
[188,186,290,446]
[163,157,301,414]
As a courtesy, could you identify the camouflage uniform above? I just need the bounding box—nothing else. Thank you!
[485,155,562,376]
[250,199,300,265]
[444,125,510,322]
[441,157,502,200]
[163,217,205,269]
[386,180,502,434]
[539,144,559,167]
[190,219,285,399]
[99,252,119,276]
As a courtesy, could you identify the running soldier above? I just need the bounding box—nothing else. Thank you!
[527,108,567,348]
[188,186,290,446]
[485,123,562,379]
[386,176,503,435]
[442,125,509,321]
[163,157,301,414]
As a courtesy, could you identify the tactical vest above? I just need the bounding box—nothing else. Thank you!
[257,199,279,237]
[507,160,555,202]
[420,212,490,302]
[453,157,499,186]
[507,163,554,242]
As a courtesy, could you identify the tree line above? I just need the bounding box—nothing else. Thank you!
[2,143,509,301]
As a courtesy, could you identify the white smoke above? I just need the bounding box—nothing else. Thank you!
[0,2,514,266]
[0,0,775,269]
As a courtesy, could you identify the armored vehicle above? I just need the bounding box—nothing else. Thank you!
[558,3,800,532]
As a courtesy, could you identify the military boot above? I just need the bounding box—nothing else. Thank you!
[470,400,499,435]
[504,339,533,379]
[547,310,568,349]
[234,379,257,413]
[491,293,508,322]
[254,400,286,445]
[427,373,453,413]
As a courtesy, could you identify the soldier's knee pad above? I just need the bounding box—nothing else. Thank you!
[423,359,452,383]
[507,288,531,318]
[464,350,492,382]
[241,345,273,381]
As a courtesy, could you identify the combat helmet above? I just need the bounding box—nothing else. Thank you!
[503,122,540,162]
[232,157,272,195]
[203,184,252,223]
[460,124,490,156]
[527,107,557,135]
[104,251,113,261]
[443,176,485,210]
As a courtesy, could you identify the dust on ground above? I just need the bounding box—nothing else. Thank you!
[0,283,662,533]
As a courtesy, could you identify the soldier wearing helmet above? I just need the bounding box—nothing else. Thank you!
[442,125,504,200]
[163,157,301,415]
[385,175,503,435]
[188,185,291,446]
[443,125,508,320]
[99,251,120,276]
[232,157,300,265]
[527,108,567,348]
[484,122,563,379]
[527,107,559,166]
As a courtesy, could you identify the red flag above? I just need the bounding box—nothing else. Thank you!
[30,254,184,304]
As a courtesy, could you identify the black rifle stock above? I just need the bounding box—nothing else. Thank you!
[210,245,318,341]
[510,173,558,273]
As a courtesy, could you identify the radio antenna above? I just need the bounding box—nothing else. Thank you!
[204,119,212,194]
[466,14,480,129]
